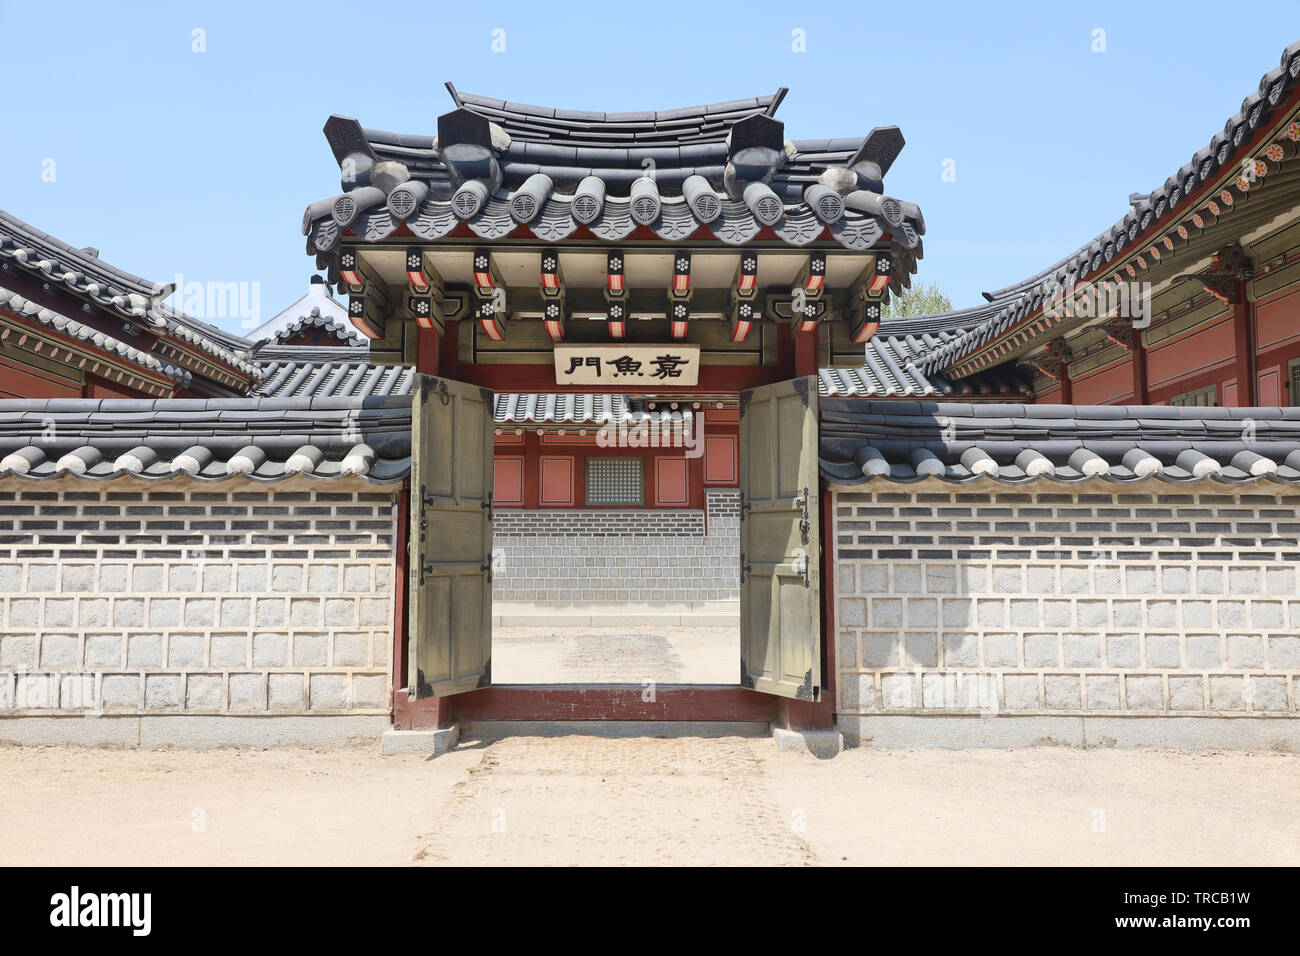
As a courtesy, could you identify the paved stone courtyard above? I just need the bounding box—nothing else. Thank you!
[492,625,740,684]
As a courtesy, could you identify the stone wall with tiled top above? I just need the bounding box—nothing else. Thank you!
[832,482,1300,741]
[492,490,740,604]
[0,478,397,720]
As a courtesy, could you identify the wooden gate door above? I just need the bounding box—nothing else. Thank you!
[738,375,822,700]
[408,375,495,697]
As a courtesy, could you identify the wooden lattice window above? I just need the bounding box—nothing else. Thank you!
[1171,384,1217,407]
[585,457,643,506]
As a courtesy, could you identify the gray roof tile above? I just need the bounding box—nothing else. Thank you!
[0,397,411,484]
[820,399,1300,486]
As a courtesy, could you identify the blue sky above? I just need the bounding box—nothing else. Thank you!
[1,0,1296,332]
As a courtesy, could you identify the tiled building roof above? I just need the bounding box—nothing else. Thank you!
[820,400,1300,485]
[911,41,1300,377]
[0,210,261,380]
[270,307,361,345]
[0,397,409,483]
[246,279,359,346]
[252,348,413,399]
[303,86,924,274]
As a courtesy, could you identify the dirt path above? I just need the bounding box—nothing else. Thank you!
[411,735,812,865]
[0,739,1295,866]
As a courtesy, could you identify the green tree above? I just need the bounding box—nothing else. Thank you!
[881,282,952,319]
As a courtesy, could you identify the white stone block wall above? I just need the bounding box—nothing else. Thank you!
[0,477,397,718]
[833,482,1300,720]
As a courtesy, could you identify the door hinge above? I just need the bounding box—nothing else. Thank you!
[740,559,751,584]
[482,493,494,523]
[792,377,810,408]
[420,559,433,586]
[480,561,493,583]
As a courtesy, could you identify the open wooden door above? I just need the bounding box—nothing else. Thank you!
[408,375,495,698]
[738,375,821,700]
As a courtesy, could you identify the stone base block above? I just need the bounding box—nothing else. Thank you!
[380,725,460,756]
[771,724,844,758]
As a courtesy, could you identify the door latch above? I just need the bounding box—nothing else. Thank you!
[796,485,811,545]
[792,548,810,588]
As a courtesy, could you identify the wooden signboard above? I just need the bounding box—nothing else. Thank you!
[553,344,701,386]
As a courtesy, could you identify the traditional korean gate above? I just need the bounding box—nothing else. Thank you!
[408,374,495,698]
[738,376,822,700]
[401,371,824,722]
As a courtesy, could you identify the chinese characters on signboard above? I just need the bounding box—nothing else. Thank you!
[553,345,701,386]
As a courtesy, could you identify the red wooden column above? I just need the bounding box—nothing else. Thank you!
[1132,335,1149,404]
[1230,277,1258,407]
[793,327,819,378]
[439,320,460,379]
[1232,295,1251,406]
[417,327,441,375]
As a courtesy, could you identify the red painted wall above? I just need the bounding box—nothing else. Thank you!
[0,356,79,399]
[1071,358,1135,406]
[1145,314,1236,395]
[492,424,736,510]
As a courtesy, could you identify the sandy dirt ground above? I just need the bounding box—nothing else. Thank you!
[492,625,739,684]
[1,737,1296,866]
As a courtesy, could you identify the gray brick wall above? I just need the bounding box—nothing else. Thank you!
[492,509,706,537]
[492,490,740,603]
[0,478,397,717]
[833,483,1300,718]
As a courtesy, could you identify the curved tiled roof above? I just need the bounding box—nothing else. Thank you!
[818,324,1034,399]
[445,86,787,148]
[304,86,925,274]
[0,210,261,380]
[272,306,361,345]
[912,41,1300,376]
[0,397,409,483]
[0,286,192,387]
[820,400,1300,485]
[253,350,413,399]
